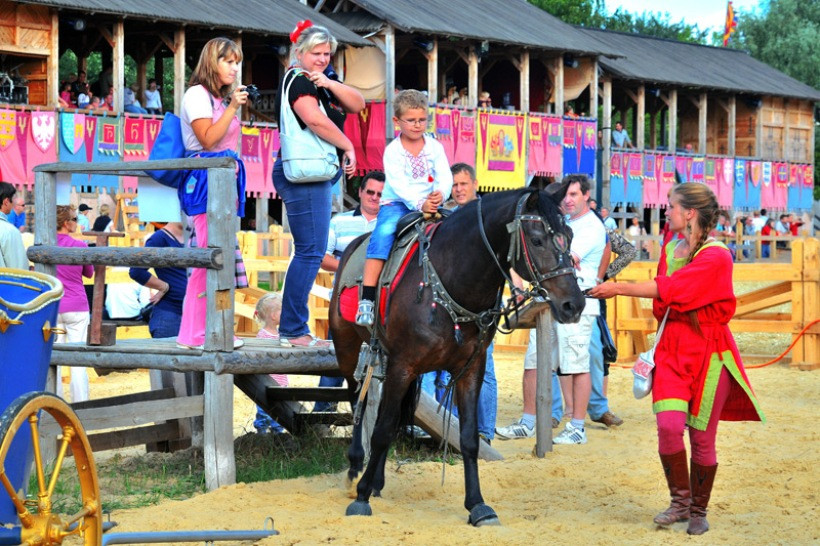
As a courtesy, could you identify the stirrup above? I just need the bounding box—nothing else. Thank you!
[355,300,375,326]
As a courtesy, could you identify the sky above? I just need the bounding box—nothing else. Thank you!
[603,0,763,33]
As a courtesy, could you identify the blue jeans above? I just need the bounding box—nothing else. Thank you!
[313,375,344,412]
[124,104,148,114]
[552,373,563,421]
[272,158,335,338]
[366,202,413,260]
[254,407,285,433]
[587,316,610,420]
[421,370,455,413]
[148,305,182,339]
[477,343,497,439]
[761,245,770,258]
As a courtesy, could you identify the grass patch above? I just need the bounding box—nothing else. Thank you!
[29,427,454,513]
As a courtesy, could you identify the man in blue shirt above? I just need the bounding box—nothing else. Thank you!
[8,197,26,232]
[611,121,633,148]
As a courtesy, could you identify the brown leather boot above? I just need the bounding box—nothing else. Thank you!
[653,450,691,526]
[687,460,718,535]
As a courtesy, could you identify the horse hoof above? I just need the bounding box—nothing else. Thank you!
[468,503,500,527]
[346,501,372,517]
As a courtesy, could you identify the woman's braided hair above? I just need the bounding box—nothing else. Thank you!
[671,183,720,264]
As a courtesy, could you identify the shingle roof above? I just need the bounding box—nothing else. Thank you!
[18,0,371,46]
[344,0,620,57]
[580,27,820,101]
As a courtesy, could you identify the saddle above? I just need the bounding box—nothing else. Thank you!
[337,210,449,332]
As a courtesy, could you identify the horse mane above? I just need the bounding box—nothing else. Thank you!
[536,188,567,234]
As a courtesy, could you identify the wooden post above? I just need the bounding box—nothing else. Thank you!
[698,92,707,154]
[33,172,57,277]
[519,50,530,113]
[782,98,790,160]
[589,58,598,119]
[534,312,553,457]
[790,239,804,364]
[800,238,820,369]
[48,12,59,107]
[636,85,645,149]
[755,100,763,157]
[667,89,677,152]
[728,95,737,157]
[467,47,479,109]
[602,78,612,208]
[203,163,237,489]
[555,56,564,177]
[136,60,148,106]
[384,26,395,143]
[173,28,186,115]
[112,19,125,112]
[425,38,438,106]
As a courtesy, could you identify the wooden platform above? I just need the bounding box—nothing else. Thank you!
[50,338,342,375]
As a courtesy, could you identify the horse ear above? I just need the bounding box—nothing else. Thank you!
[544,180,570,203]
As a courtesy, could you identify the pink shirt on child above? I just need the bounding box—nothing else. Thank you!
[257,328,288,386]
[56,233,94,313]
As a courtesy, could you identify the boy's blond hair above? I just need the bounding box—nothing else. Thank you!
[394,89,427,118]
[254,292,283,329]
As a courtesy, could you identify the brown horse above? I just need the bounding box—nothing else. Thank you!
[329,183,585,525]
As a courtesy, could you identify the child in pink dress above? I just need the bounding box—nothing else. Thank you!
[253,292,288,433]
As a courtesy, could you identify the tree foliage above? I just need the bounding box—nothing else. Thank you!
[528,0,708,43]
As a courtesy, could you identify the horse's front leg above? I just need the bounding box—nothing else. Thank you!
[346,368,413,517]
[456,358,500,527]
[346,385,366,487]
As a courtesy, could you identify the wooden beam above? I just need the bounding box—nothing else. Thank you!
[602,78,612,207]
[425,38,438,103]
[173,28,186,115]
[728,95,736,156]
[384,26,395,142]
[113,19,125,112]
[755,100,763,157]
[624,88,638,104]
[636,85,645,149]
[48,11,59,107]
[667,89,677,151]
[506,53,521,72]
[467,47,478,108]
[589,58,598,119]
[158,33,176,54]
[477,58,498,80]
[698,92,707,154]
[27,246,223,269]
[97,24,114,48]
[782,98,790,160]
[554,56,564,171]
[519,50,530,112]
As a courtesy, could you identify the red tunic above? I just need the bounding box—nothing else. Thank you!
[651,240,765,430]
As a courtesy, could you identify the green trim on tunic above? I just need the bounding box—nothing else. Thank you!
[665,240,728,275]
[653,398,689,413]
[653,350,766,430]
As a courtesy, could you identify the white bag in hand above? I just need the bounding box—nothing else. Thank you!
[631,309,669,399]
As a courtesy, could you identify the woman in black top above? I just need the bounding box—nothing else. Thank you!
[92,204,112,232]
[273,21,364,348]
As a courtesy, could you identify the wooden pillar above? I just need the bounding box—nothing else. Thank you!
[173,28,186,115]
[519,50,530,112]
[755,100,763,157]
[47,12,59,107]
[602,78,612,208]
[425,39,438,106]
[636,85,646,149]
[136,60,148,105]
[534,312,553,457]
[555,56,564,177]
[698,92,707,154]
[667,89,677,152]
[467,47,479,108]
[384,26,395,143]
[782,98,790,161]
[590,57,599,186]
[728,95,737,157]
[112,19,125,112]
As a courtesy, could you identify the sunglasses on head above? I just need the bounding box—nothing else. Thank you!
[363,189,382,197]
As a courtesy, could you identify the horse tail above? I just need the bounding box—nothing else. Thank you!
[397,377,421,437]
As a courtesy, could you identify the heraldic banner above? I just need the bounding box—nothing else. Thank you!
[435,105,476,168]
[527,113,561,177]
[241,125,279,197]
[344,101,386,175]
[476,109,527,192]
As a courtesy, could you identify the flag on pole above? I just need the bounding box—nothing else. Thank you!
[722,1,738,46]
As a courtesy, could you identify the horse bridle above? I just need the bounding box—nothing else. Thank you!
[478,192,576,300]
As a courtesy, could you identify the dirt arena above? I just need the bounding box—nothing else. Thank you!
[96,352,817,545]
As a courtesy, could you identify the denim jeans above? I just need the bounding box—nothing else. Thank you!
[313,375,344,412]
[366,202,413,260]
[477,343,497,439]
[552,373,563,421]
[586,316,610,420]
[272,158,334,338]
[420,370,455,412]
[148,305,182,339]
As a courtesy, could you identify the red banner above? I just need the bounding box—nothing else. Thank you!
[343,101,386,176]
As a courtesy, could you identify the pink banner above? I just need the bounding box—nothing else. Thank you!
[717,158,734,209]
[15,111,28,174]
[527,113,560,176]
[562,119,576,148]
[610,152,623,179]
[642,153,657,206]
[343,101,386,175]
[242,127,278,197]
[435,107,476,168]
[658,155,676,204]
[0,109,26,187]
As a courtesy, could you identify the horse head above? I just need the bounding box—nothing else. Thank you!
[509,182,585,324]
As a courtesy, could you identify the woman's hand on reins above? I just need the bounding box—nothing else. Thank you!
[588,282,618,299]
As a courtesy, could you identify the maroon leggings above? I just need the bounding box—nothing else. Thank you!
[656,366,731,465]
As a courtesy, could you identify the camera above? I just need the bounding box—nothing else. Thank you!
[244,84,261,105]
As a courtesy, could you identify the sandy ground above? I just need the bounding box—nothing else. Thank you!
[84,352,818,545]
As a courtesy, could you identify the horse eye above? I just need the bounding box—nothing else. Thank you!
[531,238,543,247]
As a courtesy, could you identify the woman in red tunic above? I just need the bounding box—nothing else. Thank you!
[590,183,764,535]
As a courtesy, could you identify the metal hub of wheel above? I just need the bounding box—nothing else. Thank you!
[0,392,102,545]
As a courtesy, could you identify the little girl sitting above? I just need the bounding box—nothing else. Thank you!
[253,292,289,434]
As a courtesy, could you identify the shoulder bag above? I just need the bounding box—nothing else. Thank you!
[146,112,188,188]
[279,68,340,183]
[632,308,670,399]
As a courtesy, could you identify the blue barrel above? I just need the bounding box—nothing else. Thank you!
[0,268,63,524]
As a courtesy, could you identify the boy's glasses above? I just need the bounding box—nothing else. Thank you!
[398,118,428,126]
[363,189,382,197]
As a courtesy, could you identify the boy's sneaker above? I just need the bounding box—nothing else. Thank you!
[355,300,375,326]
[495,419,535,440]
[553,422,587,445]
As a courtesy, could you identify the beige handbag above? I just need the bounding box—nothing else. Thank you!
[632,309,670,399]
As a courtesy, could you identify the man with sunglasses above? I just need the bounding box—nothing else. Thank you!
[314,171,385,411]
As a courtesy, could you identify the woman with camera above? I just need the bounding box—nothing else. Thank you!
[273,20,364,347]
[176,36,249,350]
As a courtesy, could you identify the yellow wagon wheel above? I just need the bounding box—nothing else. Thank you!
[0,392,101,545]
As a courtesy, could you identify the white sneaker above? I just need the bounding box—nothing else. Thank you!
[553,422,587,445]
[495,419,535,440]
[355,300,375,326]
